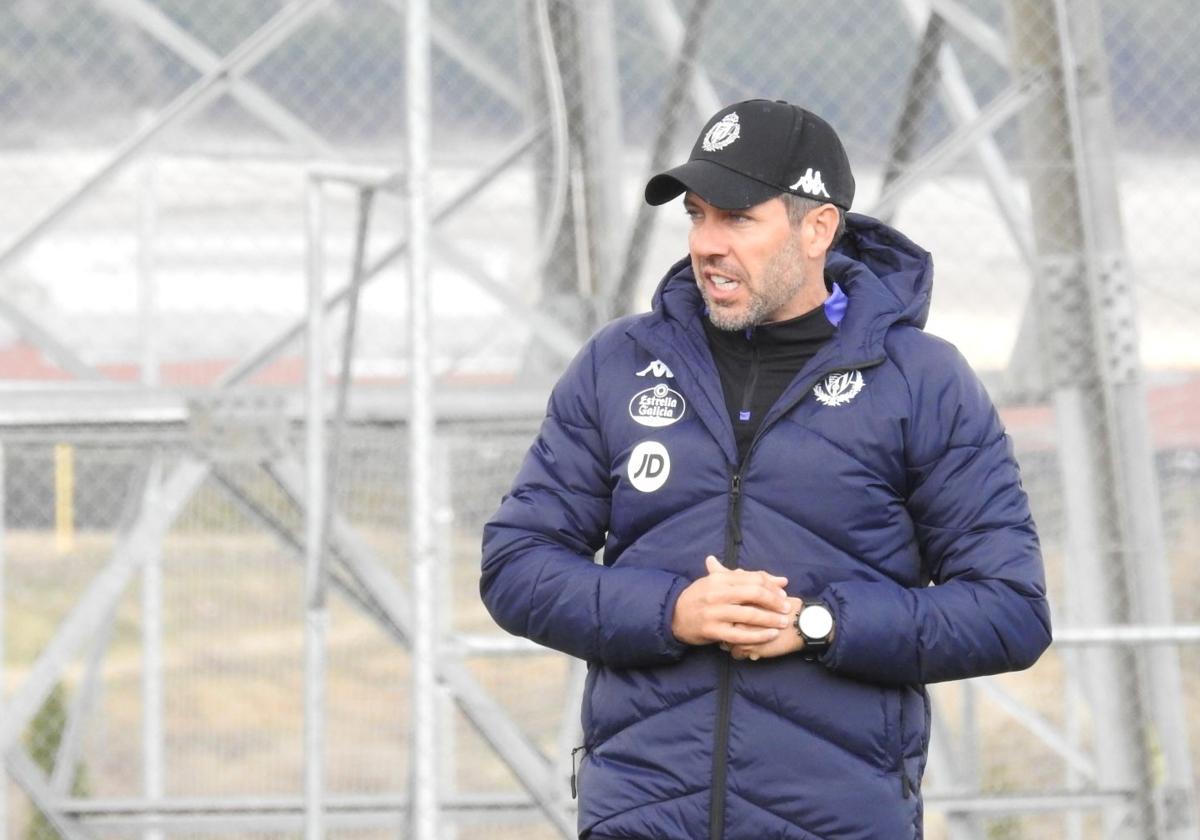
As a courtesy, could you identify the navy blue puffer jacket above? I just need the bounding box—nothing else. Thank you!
[481,214,1052,840]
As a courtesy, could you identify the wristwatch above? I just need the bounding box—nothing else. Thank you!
[794,600,835,661]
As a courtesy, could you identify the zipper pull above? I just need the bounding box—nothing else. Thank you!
[901,769,912,799]
[728,472,745,552]
[570,746,587,799]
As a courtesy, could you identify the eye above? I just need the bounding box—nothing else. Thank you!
[729,212,752,224]
[684,207,702,222]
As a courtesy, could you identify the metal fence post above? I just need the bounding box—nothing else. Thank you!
[138,117,165,840]
[0,439,6,840]
[406,0,438,836]
[304,174,329,840]
[1054,2,1198,833]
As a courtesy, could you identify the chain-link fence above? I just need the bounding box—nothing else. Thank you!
[1,1,1197,839]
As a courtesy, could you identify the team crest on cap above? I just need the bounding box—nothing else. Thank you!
[702,113,741,152]
[813,370,865,406]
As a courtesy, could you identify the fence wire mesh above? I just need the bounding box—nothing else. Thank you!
[0,1,1197,839]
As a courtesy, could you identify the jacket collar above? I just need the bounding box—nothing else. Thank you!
[625,214,933,464]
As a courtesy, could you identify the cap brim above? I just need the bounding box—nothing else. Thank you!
[644,160,782,209]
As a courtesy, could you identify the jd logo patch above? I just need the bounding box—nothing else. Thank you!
[813,370,865,407]
[628,441,670,493]
[629,384,686,428]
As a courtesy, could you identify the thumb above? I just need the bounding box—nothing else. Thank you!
[705,555,726,575]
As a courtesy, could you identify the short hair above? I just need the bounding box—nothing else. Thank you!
[780,193,846,246]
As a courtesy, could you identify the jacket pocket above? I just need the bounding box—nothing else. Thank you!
[892,686,919,798]
[570,744,588,800]
[884,686,902,769]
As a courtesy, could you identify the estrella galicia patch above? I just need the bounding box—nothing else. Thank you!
[628,383,686,428]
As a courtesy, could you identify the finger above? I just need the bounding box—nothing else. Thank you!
[742,568,789,588]
[711,603,792,629]
[723,566,788,587]
[705,555,726,576]
[721,582,790,613]
[712,624,781,646]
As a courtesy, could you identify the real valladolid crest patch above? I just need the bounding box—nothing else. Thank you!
[702,112,740,152]
[629,383,686,427]
[813,370,865,407]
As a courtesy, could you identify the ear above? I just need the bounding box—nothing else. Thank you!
[804,204,841,258]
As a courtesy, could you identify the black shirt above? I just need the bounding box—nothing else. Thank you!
[703,304,836,463]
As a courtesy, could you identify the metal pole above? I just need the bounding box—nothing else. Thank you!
[570,0,624,323]
[614,0,714,314]
[434,441,457,840]
[0,462,208,755]
[140,460,165,840]
[957,680,983,839]
[215,125,542,390]
[266,458,576,837]
[1065,647,1084,840]
[95,0,337,157]
[406,0,438,833]
[1005,2,1143,836]
[303,175,329,840]
[0,0,332,276]
[138,119,166,840]
[1053,2,1197,835]
[321,187,374,568]
[0,439,6,840]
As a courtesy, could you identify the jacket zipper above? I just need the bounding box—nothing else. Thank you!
[737,340,760,423]
[570,745,587,800]
[707,358,887,840]
[709,470,744,840]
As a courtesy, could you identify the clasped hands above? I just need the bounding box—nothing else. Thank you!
[671,555,804,661]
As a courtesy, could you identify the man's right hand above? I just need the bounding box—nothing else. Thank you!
[671,555,792,646]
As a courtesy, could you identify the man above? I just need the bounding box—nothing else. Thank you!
[481,99,1051,840]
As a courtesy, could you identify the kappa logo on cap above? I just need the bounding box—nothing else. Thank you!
[790,168,831,199]
[702,112,741,152]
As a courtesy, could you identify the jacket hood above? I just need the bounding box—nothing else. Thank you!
[649,212,933,342]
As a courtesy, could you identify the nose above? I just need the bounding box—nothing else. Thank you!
[689,217,729,260]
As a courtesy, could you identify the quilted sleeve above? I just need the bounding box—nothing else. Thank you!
[819,340,1052,685]
[480,338,690,668]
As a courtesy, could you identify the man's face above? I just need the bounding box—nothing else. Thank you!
[684,193,810,331]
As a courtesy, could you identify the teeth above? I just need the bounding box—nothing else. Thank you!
[712,276,736,288]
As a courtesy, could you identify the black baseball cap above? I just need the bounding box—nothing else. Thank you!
[645,99,855,211]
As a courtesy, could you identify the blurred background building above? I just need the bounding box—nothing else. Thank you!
[0,1,1197,838]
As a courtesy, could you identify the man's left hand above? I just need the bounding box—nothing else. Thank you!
[728,596,805,660]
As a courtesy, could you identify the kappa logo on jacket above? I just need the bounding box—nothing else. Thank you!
[635,359,675,378]
[813,370,865,406]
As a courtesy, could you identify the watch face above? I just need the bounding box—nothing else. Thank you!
[799,604,834,640]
